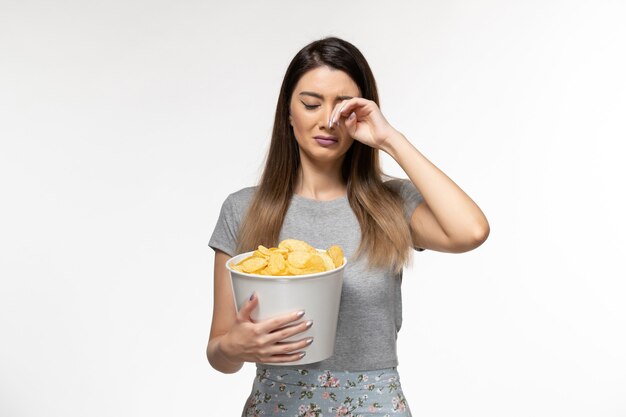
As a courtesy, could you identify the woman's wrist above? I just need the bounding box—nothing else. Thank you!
[208,333,244,374]
[379,130,410,158]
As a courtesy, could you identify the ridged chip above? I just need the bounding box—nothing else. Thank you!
[319,252,335,271]
[327,245,344,268]
[278,239,316,253]
[266,252,286,275]
[240,257,268,273]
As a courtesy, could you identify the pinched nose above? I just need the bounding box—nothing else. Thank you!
[321,107,334,130]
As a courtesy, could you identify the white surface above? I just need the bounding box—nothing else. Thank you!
[1,1,625,416]
[228,251,346,365]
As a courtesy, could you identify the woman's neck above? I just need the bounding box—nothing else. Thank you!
[294,157,347,201]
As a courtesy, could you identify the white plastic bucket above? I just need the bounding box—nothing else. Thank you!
[226,250,346,365]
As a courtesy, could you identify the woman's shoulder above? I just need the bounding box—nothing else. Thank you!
[380,175,424,208]
[227,185,257,200]
[222,185,258,208]
[381,174,410,192]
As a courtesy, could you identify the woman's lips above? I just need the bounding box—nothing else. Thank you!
[314,136,338,147]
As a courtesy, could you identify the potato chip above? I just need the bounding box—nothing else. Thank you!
[307,253,326,270]
[319,252,335,271]
[287,264,325,275]
[267,252,286,275]
[287,251,313,269]
[240,257,268,273]
[257,245,272,256]
[252,249,269,259]
[229,238,344,276]
[327,245,344,268]
[279,239,316,253]
[272,248,289,256]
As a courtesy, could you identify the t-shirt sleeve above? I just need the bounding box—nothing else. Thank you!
[208,194,240,257]
[385,178,426,252]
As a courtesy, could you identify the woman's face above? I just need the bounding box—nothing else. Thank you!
[289,65,361,166]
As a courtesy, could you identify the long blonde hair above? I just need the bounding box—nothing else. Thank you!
[236,37,414,274]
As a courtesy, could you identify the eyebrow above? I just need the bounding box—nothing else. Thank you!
[299,91,354,100]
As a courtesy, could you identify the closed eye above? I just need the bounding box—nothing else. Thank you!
[301,101,319,110]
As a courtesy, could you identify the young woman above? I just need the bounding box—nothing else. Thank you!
[208,36,489,416]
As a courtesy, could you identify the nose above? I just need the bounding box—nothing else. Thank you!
[322,106,335,130]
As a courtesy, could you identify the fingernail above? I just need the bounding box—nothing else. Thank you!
[348,112,356,120]
[305,320,313,328]
[296,310,305,318]
[249,292,255,301]
[306,338,314,345]
[299,352,306,358]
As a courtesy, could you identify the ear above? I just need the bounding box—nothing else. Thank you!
[289,114,293,126]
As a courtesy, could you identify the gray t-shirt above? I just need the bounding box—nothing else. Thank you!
[208,178,425,371]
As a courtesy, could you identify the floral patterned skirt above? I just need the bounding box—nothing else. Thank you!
[241,366,412,417]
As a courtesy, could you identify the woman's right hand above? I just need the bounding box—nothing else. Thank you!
[219,293,314,364]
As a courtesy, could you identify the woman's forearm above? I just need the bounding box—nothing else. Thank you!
[382,131,490,243]
[207,334,244,374]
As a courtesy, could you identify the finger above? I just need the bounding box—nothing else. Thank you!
[332,98,367,127]
[343,111,357,127]
[330,98,359,128]
[261,351,307,364]
[265,319,313,344]
[267,336,314,356]
[329,100,348,129]
[257,309,306,334]
[237,292,259,322]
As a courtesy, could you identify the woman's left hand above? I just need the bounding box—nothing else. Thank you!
[329,97,400,151]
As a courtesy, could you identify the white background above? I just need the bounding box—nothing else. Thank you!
[1,1,625,416]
